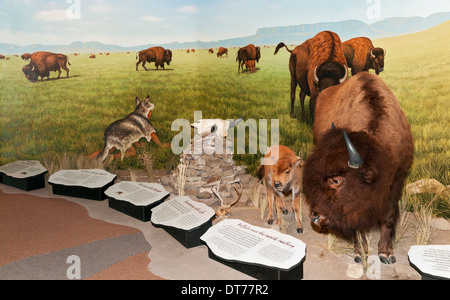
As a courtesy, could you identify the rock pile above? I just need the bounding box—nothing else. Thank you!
[160,135,249,202]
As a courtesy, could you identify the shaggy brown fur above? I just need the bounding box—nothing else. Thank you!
[136,47,172,71]
[304,72,414,264]
[274,31,348,121]
[22,51,71,82]
[343,37,385,75]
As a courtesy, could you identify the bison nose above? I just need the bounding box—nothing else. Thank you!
[274,181,282,188]
[379,68,384,72]
[312,216,320,223]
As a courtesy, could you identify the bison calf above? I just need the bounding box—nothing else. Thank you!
[257,145,304,233]
[303,72,414,264]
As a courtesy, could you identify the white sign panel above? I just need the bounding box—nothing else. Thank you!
[409,245,450,279]
[48,169,116,189]
[0,160,47,179]
[105,181,169,206]
[151,196,215,231]
[201,219,306,271]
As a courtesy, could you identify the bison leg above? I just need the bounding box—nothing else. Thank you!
[57,68,61,79]
[266,186,276,225]
[300,90,307,122]
[292,189,303,233]
[290,77,297,119]
[309,96,316,122]
[353,231,368,263]
[378,174,403,264]
[274,192,286,226]
[136,60,142,71]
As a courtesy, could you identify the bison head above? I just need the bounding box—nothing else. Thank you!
[269,155,302,193]
[303,128,389,238]
[370,48,386,75]
[22,63,39,82]
[314,62,348,92]
[164,49,172,65]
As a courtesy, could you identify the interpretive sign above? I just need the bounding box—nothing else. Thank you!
[105,181,170,222]
[151,196,216,248]
[48,169,116,201]
[200,219,307,280]
[408,245,450,280]
[0,160,47,191]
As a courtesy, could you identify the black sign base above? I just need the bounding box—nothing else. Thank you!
[50,180,115,201]
[108,194,169,222]
[0,172,47,191]
[206,248,304,280]
[152,218,214,249]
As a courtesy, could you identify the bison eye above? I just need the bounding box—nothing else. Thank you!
[285,170,290,175]
[327,176,344,189]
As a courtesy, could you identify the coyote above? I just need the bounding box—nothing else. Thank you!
[90,96,170,162]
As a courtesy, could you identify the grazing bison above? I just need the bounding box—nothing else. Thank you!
[208,48,214,54]
[136,47,172,71]
[343,37,386,75]
[0,54,5,59]
[217,47,228,58]
[275,31,348,121]
[244,60,256,73]
[257,145,304,233]
[22,51,71,82]
[303,72,414,264]
[21,53,32,61]
[236,44,260,73]
[89,54,96,59]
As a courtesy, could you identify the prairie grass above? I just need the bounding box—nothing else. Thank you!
[0,23,449,217]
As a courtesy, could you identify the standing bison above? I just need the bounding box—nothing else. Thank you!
[236,44,260,73]
[343,37,386,75]
[22,51,71,82]
[136,47,172,71]
[275,31,348,121]
[217,47,228,58]
[303,72,414,264]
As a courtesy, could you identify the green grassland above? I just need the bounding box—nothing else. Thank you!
[1,22,449,212]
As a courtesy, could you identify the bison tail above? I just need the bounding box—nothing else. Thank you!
[274,42,292,55]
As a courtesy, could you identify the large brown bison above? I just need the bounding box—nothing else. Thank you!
[236,44,260,73]
[343,37,386,75]
[303,72,414,265]
[275,31,348,121]
[22,51,71,82]
[136,47,172,71]
[217,47,228,58]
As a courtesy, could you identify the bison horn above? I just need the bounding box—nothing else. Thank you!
[340,65,348,84]
[343,131,363,169]
[384,48,386,56]
[370,50,375,58]
[314,66,319,84]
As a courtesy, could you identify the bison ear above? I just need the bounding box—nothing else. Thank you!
[294,157,302,168]
[135,97,140,105]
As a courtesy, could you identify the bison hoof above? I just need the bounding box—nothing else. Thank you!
[267,219,274,225]
[290,113,296,119]
[354,255,362,264]
[379,254,396,264]
[282,208,289,215]
[296,227,303,234]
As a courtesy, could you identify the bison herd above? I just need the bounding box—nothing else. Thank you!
[11,30,414,265]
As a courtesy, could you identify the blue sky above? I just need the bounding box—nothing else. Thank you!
[1,0,449,46]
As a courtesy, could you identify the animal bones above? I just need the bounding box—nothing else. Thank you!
[211,177,243,218]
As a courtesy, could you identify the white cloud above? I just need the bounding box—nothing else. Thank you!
[176,5,198,14]
[90,4,114,14]
[33,9,69,22]
[140,15,164,23]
